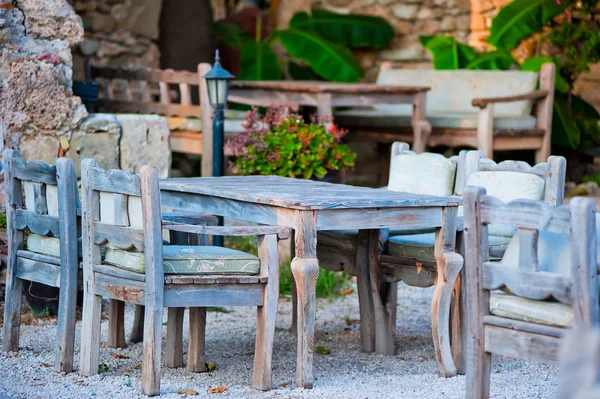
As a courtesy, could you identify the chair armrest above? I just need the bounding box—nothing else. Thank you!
[471,90,549,109]
[456,216,464,232]
[162,221,290,240]
[162,212,218,226]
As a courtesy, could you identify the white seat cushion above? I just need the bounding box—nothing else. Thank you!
[104,245,260,275]
[388,152,457,196]
[164,109,249,133]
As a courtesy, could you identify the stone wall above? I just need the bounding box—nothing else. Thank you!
[68,0,162,79]
[0,0,86,163]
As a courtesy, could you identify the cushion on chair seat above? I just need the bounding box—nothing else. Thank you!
[26,233,82,259]
[104,245,260,275]
[388,152,457,196]
[164,110,249,133]
[318,227,438,250]
[387,233,510,262]
[333,109,537,130]
[489,292,572,327]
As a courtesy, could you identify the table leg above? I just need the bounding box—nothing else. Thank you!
[290,229,298,334]
[431,206,461,377]
[291,211,319,389]
[356,230,374,353]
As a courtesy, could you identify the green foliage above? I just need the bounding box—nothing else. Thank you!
[288,62,324,81]
[228,107,356,179]
[290,8,395,49]
[214,8,394,82]
[279,261,351,299]
[582,173,600,186]
[465,50,517,70]
[32,306,51,318]
[520,56,569,93]
[0,212,6,229]
[419,35,478,70]
[552,93,581,149]
[488,0,563,50]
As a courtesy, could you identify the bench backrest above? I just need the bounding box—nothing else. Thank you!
[4,150,79,263]
[376,65,539,116]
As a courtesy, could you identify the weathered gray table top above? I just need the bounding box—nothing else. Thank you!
[230,80,430,94]
[159,176,458,211]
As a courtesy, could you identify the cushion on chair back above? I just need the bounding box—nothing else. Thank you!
[388,152,457,196]
[375,69,538,117]
[105,245,260,275]
[465,171,545,237]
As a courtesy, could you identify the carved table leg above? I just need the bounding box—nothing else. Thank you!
[290,229,298,334]
[431,206,461,377]
[291,211,319,388]
[356,230,374,353]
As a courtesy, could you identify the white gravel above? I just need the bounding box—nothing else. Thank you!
[0,283,558,398]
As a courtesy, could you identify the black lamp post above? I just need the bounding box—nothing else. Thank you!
[204,49,234,178]
[204,50,234,247]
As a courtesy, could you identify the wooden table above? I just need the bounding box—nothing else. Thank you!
[229,81,431,149]
[159,176,459,388]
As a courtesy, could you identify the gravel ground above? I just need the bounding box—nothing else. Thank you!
[0,283,558,399]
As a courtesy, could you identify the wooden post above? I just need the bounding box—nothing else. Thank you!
[199,63,214,177]
[535,63,556,164]
[476,104,494,160]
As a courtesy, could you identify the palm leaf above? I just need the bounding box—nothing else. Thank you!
[420,35,478,70]
[290,9,395,49]
[552,93,581,149]
[277,28,363,82]
[465,50,517,70]
[520,56,569,94]
[288,62,324,81]
[488,0,564,50]
[237,41,281,81]
[571,94,600,119]
[213,21,250,49]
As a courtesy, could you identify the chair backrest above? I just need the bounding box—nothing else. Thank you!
[387,141,462,196]
[457,150,566,205]
[3,150,78,264]
[376,63,539,116]
[90,63,212,121]
[81,159,163,287]
[463,186,598,326]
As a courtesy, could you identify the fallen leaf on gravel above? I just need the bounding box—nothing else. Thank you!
[124,369,131,373]
[206,362,216,372]
[316,346,331,355]
[340,288,354,296]
[134,363,142,369]
[112,353,130,359]
[177,389,198,395]
[208,386,228,394]
[40,362,52,367]
[280,381,292,388]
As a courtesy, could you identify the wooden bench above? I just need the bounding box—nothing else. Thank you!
[90,64,292,177]
[334,63,555,163]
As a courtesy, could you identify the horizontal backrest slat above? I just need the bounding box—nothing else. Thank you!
[91,66,199,85]
[15,209,60,236]
[480,197,555,230]
[96,99,200,117]
[13,158,57,185]
[92,167,141,196]
[94,222,144,251]
[478,158,549,179]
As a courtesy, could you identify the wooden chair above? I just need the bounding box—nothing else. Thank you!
[90,64,297,177]
[334,63,556,162]
[78,159,287,396]
[463,187,597,399]
[2,150,79,372]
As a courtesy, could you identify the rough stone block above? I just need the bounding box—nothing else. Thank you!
[117,114,171,179]
[19,134,60,164]
[16,0,83,45]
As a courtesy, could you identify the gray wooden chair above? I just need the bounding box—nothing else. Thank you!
[463,187,598,399]
[78,159,287,396]
[2,149,79,372]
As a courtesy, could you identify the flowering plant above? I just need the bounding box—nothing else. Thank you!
[227,107,356,179]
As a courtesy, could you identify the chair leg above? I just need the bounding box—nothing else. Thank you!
[368,230,394,355]
[389,282,398,330]
[188,307,207,372]
[290,230,298,334]
[253,235,280,391]
[165,307,184,368]
[431,252,462,377]
[79,292,102,376]
[108,299,126,348]
[55,266,79,373]
[141,302,163,396]
[2,276,23,353]
[466,337,491,399]
[129,305,144,343]
[356,230,374,353]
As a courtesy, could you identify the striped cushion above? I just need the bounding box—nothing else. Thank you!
[490,293,572,327]
[104,245,260,275]
[25,233,82,258]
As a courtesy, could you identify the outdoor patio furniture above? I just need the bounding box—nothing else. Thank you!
[316,142,567,375]
[463,187,597,399]
[2,150,79,373]
[159,175,461,387]
[78,160,285,396]
[334,63,556,162]
[89,64,297,177]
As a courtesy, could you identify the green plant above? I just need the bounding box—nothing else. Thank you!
[0,212,6,229]
[32,306,51,318]
[279,262,351,299]
[228,107,356,179]
[420,0,600,150]
[214,8,394,82]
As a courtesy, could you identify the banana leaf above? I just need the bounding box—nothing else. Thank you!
[520,56,570,94]
[276,28,363,82]
[289,9,395,49]
[237,40,281,81]
[465,50,517,70]
[488,0,564,50]
[288,62,324,81]
[213,21,250,49]
[552,93,581,149]
[420,35,478,70]
[571,94,600,119]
